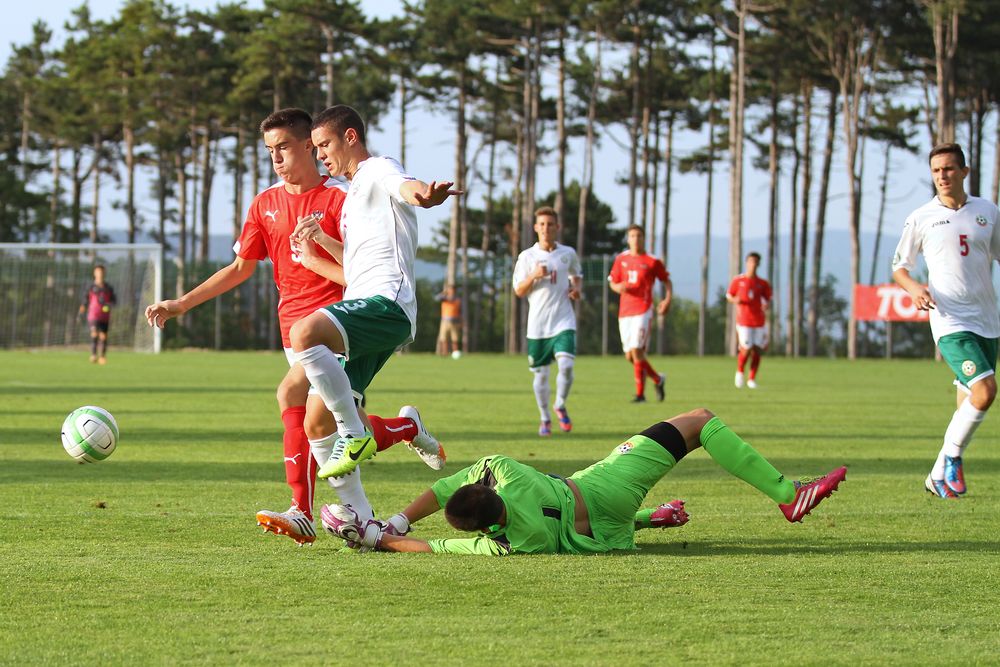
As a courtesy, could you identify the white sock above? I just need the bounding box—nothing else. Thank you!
[555,355,574,409]
[296,345,366,436]
[931,399,987,478]
[310,434,373,521]
[532,366,551,422]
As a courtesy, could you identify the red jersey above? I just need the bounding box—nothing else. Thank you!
[234,178,347,346]
[608,252,669,317]
[727,273,772,327]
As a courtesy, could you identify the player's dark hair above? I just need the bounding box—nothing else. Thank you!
[444,484,504,532]
[312,105,367,146]
[627,224,644,235]
[928,142,966,168]
[259,108,313,140]
[534,206,558,222]
[746,252,761,262]
[93,264,105,272]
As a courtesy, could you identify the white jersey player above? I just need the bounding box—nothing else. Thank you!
[513,207,583,436]
[892,142,1000,499]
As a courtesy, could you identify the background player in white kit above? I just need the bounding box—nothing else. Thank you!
[892,142,1000,499]
[513,207,583,436]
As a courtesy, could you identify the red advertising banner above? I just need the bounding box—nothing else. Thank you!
[853,284,930,322]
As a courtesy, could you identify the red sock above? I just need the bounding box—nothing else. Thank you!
[737,349,749,373]
[368,415,418,452]
[640,359,659,381]
[749,350,761,379]
[281,406,316,521]
[634,361,646,397]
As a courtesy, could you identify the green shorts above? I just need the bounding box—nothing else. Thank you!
[568,435,676,551]
[938,331,998,388]
[320,296,412,396]
[527,330,576,368]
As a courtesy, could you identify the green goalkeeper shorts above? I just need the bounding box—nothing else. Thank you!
[569,436,677,551]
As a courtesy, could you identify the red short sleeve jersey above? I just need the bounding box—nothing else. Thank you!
[608,252,670,317]
[234,178,347,346]
[727,274,772,327]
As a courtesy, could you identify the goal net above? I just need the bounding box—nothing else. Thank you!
[0,243,163,353]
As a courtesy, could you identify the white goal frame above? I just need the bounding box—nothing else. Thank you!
[0,242,164,353]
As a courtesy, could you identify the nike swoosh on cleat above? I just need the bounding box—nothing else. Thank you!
[348,448,364,461]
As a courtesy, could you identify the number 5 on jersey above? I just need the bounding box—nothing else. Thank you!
[960,233,969,257]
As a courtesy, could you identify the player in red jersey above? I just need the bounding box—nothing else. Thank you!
[79,264,117,365]
[144,109,442,546]
[608,225,672,403]
[726,252,772,389]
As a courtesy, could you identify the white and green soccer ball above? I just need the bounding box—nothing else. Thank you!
[61,406,119,463]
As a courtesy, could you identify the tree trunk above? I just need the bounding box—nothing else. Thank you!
[474,78,499,352]
[796,81,813,357]
[175,151,187,301]
[50,143,61,242]
[323,25,335,107]
[627,17,641,228]
[930,1,959,144]
[993,107,1000,203]
[808,88,838,357]
[766,69,779,340]
[786,94,800,358]
[234,122,245,240]
[555,26,567,233]
[698,38,717,358]
[124,120,137,243]
[970,91,986,196]
[650,114,661,260]
[446,66,467,288]
[869,143,892,285]
[399,77,407,167]
[90,134,101,243]
[726,4,747,357]
[199,127,214,261]
[641,104,652,241]
[157,147,167,245]
[577,29,602,261]
[71,148,84,242]
[20,91,31,183]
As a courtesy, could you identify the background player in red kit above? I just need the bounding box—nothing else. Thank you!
[727,252,772,389]
[79,264,116,364]
[144,108,440,546]
[608,225,672,403]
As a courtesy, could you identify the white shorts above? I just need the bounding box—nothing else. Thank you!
[736,325,768,349]
[284,348,358,400]
[619,309,654,352]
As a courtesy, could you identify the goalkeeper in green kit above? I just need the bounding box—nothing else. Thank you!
[321,409,847,555]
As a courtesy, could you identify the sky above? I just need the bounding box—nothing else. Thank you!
[2,1,993,291]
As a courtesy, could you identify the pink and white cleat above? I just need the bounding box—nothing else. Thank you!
[649,500,689,528]
[779,466,847,523]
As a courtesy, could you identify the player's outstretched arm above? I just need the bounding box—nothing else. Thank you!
[378,534,434,553]
[401,180,463,209]
[892,267,935,310]
[400,488,442,524]
[568,275,583,301]
[145,257,257,328]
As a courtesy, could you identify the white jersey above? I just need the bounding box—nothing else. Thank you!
[513,242,582,339]
[341,156,419,338]
[892,195,1000,341]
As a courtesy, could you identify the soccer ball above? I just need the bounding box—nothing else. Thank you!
[451,350,462,360]
[61,406,119,463]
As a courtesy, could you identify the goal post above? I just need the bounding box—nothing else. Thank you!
[0,242,163,353]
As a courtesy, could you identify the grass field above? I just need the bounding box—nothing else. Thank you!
[2,350,999,665]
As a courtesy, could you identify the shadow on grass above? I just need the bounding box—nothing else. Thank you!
[631,538,1000,557]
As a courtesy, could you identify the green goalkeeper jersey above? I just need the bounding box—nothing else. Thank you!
[427,455,611,556]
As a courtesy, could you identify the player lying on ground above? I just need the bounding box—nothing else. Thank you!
[322,408,847,555]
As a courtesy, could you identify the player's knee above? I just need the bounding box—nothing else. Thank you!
[971,378,996,410]
[276,378,307,411]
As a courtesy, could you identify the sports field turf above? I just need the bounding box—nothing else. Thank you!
[2,350,999,665]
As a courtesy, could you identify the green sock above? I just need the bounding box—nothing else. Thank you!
[700,416,795,504]
[634,508,655,530]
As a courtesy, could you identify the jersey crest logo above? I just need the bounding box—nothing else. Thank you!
[962,360,977,377]
[310,210,325,220]
[561,256,569,264]
[617,441,634,455]
[976,215,988,227]
[264,209,279,221]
